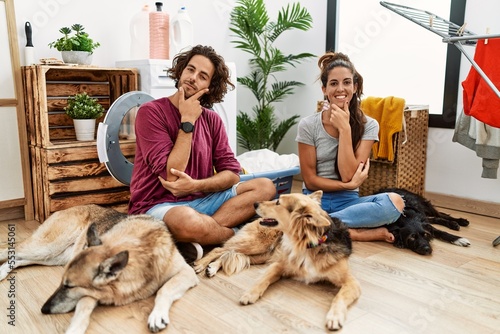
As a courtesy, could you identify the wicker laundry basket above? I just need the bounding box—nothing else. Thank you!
[359,106,429,196]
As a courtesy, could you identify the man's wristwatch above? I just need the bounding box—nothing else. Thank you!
[180,122,194,133]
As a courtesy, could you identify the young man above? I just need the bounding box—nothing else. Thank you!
[129,45,276,262]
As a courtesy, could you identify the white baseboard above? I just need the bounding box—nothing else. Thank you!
[425,192,500,218]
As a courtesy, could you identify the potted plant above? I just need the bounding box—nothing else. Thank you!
[48,24,100,65]
[65,92,104,141]
[230,0,315,152]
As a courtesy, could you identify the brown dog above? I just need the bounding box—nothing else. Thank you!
[239,191,361,331]
[193,217,283,277]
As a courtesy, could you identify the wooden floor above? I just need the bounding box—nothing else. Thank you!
[1,185,500,333]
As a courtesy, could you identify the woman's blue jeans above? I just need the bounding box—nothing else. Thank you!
[302,189,402,228]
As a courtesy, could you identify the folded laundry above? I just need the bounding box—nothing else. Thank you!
[236,149,299,174]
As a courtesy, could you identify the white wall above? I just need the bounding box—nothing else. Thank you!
[10,0,500,204]
[12,0,326,150]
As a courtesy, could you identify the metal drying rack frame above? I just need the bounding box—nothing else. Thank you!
[380,1,500,99]
[381,2,500,247]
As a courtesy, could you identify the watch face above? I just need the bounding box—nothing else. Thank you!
[181,122,194,133]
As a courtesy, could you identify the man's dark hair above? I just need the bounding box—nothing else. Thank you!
[167,45,235,108]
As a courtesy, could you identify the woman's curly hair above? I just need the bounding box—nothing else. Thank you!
[167,45,235,108]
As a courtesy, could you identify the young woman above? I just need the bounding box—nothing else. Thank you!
[296,52,404,243]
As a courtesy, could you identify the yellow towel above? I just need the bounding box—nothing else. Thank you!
[361,96,405,162]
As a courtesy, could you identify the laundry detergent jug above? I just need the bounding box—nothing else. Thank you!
[129,4,150,59]
[149,2,170,59]
[171,6,193,56]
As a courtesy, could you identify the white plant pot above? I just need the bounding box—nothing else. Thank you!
[62,51,93,65]
[73,119,96,141]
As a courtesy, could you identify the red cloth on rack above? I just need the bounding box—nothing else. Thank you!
[462,38,500,128]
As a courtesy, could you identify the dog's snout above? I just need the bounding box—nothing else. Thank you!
[417,245,432,255]
[41,302,52,314]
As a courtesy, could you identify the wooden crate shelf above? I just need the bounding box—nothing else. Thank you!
[29,142,135,222]
[22,65,138,147]
[22,66,138,222]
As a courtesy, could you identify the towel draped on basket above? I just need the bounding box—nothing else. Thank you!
[361,96,406,162]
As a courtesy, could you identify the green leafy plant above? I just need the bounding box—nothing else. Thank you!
[230,0,315,151]
[48,24,100,53]
[65,92,104,119]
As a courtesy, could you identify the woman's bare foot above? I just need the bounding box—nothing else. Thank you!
[349,227,395,243]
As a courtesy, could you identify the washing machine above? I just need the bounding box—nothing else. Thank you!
[96,59,237,186]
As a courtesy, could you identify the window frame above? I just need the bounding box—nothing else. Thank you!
[326,0,467,128]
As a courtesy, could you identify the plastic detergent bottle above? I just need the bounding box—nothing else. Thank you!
[149,2,170,59]
[129,4,150,60]
[171,6,194,57]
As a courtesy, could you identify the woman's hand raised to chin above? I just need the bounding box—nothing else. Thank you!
[329,101,351,132]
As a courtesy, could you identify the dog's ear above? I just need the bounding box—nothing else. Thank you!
[389,227,405,248]
[95,250,129,284]
[393,238,405,248]
[315,215,331,227]
[86,223,102,247]
[308,190,323,204]
[300,213,330,228]
[393,236,405,248]
[422,223,434,240]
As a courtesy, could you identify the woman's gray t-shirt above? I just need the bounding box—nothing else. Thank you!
[295,111,379,181]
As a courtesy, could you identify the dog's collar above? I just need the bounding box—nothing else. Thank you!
[307,234,328,248]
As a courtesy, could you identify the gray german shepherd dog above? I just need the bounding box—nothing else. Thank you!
[0,204,198,334]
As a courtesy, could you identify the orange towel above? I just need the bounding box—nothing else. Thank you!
[361,96,405,161]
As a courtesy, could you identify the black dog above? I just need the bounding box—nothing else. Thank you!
[377,188,471,255]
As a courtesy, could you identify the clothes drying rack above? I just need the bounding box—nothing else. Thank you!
[380,1,500,99]
[381,2,500,247]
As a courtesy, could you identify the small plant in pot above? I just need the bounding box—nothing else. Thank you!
[65,92,105,141]
[48,24,100,65]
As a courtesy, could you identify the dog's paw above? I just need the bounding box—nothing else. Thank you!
[148,309,169,333]
[457,218,470,227]
[325,318,344,331]
[203,259,222,278]
[206,263,218,278]
[448,222,461,231]
[192,263,205,274]
[452,237,471,247]
[325,303,347,331]
[239,290,261,305]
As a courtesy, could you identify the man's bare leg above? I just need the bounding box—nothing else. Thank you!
[163,178,276,245]
[213,178,276,228]
[349,227,395,243]
[163,207,231,244]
